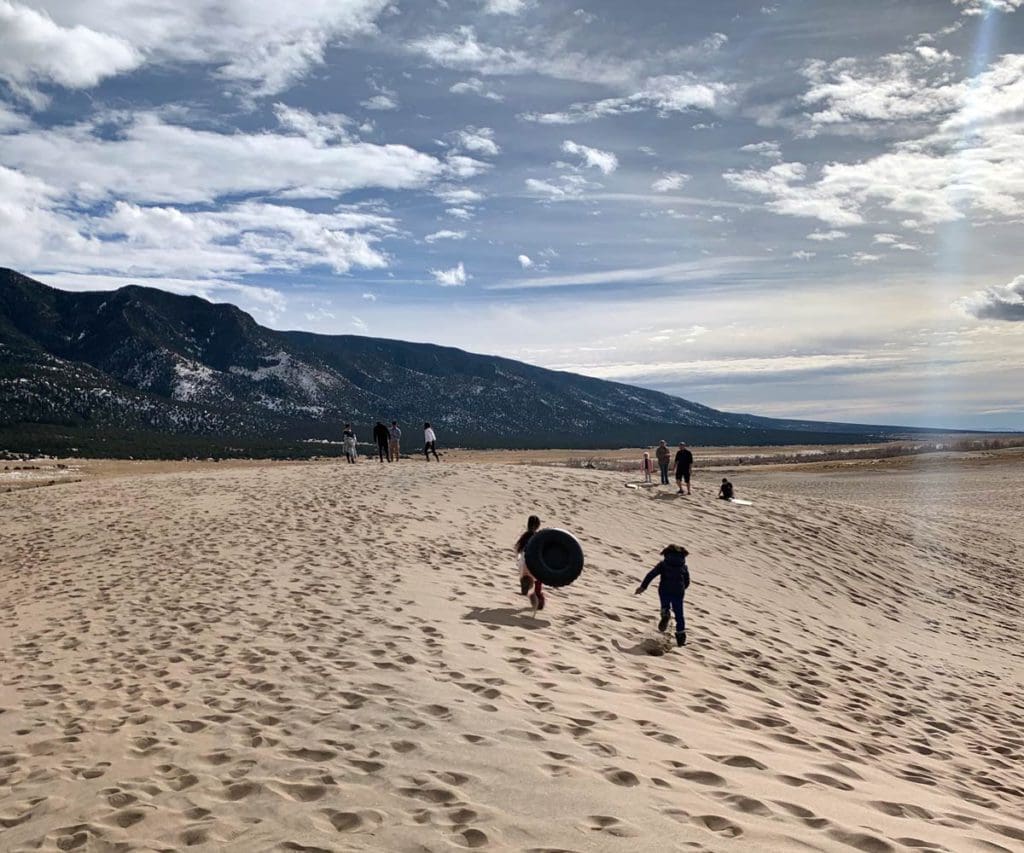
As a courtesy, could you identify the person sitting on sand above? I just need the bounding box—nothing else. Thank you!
[515,515,545,611]
[642,451,653,484]
[718,478,734,501]
[342,423,357,464]
[635,544,690,646]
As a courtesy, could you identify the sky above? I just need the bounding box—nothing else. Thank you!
[2,0,1024,430]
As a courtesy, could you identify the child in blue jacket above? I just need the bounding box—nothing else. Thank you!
[635,545,690,646]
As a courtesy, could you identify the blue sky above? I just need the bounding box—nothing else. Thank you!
[2,0,1024,430]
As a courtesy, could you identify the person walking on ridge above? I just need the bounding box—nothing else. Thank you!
[655,440,671,485]
[389,420,402,461]
[674,442,694,495]
[373,421,391,462]
[423,422,440,461]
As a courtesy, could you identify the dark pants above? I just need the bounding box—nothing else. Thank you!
[377,440,391,462]
[659,590,685,633]
[424,440,439,460]
[658,462,670,484]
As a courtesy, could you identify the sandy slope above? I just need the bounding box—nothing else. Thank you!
[1,460,1022,852]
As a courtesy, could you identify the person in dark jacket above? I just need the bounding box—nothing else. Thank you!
[674,443,694,495]
[373,421,391,462]
[718,478,734,500]
[635,544,690,646]
[655,440,671,485]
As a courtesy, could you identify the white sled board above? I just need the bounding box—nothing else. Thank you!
[729,498,753,506]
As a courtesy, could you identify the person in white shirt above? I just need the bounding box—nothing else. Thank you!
[423,422,440,461]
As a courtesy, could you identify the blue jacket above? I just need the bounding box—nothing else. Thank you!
[639,552,690,596]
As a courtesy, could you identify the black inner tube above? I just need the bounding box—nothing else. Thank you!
[525,528,584,588]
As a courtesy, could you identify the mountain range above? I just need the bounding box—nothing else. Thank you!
[1,268,928,456]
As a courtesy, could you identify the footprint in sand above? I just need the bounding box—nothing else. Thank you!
[691,814,744,838]
[581,815,639,837]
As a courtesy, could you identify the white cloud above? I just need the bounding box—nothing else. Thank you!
[561,140,617,174]
[361,93,398,110]
[425,229,466,242]
[8,1,391,98]
[807,229,848,241]
[954,0,1023,14]
[430,261,467,286]
[0,103,30,132]
[874,233,920,250]
[651,171,689,192]
[434,186,485,205]
[0,111,444,204]
[454,126,499,156]
[726,97,1024,228]
[0,162,396,287]
[956,275,1024,321]
[409,25,646,88]
[522,74,730,124]
[449,77,503,100]
[799,51,1024,138]
[482,0,529,14]
[443,152,490,179]
[0,0,141,106]
[741,141,782,160]
[409,26,533,76]
[273,103,353,145]
[724,161,863,226]
[524,173,594,200]
[361,292,377,301]
[848,252,881,264]
[791,250,816,260]
[517,253,533,268]
[351,315,368,332]
[487,256,757,289]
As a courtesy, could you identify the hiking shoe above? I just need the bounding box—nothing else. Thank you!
[520,576,533,596]
[676,631,687,647]
[657,609,670,632]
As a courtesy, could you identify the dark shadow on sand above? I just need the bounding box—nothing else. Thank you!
[613,638,669,657]
[463,606,551,630]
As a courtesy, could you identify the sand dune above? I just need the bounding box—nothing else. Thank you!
[1,460,1022,852]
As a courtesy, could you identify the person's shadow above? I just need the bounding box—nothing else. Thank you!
[463,606,550,629]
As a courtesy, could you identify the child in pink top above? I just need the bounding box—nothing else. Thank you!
[642,451,653,484]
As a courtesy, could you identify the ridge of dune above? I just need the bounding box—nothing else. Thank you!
[1,461,1022,852]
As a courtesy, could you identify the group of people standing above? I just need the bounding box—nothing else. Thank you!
[642,441,694,494]
[641,442,736,500]
[341,421,440,463]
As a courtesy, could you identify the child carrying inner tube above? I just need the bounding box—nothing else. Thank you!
[514,515,545,611]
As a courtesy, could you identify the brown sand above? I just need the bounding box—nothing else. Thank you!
[1,457,1022,852]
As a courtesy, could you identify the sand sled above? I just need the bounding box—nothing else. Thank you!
[728,498,753,506]
[524,528,585,588]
